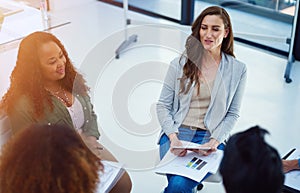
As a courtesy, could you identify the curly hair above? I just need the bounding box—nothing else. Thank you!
[0,31,89,119]
[179,6,234,94]
[0,124,103,193]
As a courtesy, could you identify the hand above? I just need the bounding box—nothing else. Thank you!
[169,133,187,157]
[194,138,220,156]
[282,159,299,173]
[78,129,103,158]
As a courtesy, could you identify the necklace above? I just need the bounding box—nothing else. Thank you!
[61,88,72,107]
[46,86,61,95]
[45,86,72,107]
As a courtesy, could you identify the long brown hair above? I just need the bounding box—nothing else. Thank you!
[0,124,103,193]
[179,6,234,94]
[0,31,89,119]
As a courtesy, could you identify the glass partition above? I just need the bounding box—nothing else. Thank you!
[99,0,297,56]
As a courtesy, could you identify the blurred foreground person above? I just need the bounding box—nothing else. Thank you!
[220,126,284,193]
[0,124,102,193]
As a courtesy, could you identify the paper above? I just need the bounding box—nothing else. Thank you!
[172,140,211,150]
[155,149,223,182]
[97,161,125,193]
[284,149,300,191]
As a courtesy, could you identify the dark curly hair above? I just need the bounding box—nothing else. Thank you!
[0,124,103,193]
[179,6,234,94]
[0,31,89,119]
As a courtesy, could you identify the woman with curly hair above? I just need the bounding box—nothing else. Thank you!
[0,31,131,193]
[157,6,247,193]
[0,124,103,193]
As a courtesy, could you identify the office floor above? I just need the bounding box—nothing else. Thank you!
[0,0,299,192]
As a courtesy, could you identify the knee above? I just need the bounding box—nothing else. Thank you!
[119,171,132,193]
[167,183,185,193]
[122,172,132,192]
[166,180,189,193]
[165,175,197,193]
[109,171,132,193]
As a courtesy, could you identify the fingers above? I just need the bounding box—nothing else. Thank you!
[171,148,187,157]
[170,146,186,156]
[78,133,103,158]
[178,149,187,157]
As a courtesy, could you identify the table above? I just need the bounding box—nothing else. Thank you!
[0,0,70,52]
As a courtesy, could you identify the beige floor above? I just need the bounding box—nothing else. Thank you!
[0,0,299,192]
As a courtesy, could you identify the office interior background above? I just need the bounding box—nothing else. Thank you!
[0,0,299,192]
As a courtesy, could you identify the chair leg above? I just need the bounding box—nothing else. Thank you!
[197,183,204,191]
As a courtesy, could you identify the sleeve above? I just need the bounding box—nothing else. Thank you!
[211,63,248,143]
[156,58,179,136]
[81,95,101,139]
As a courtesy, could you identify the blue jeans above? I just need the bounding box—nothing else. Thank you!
[159,127,225,193]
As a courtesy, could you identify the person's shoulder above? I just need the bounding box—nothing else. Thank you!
[170,55,186,68]
[223,53,247,71]
[15,95,31,108]
[6,95,32,118]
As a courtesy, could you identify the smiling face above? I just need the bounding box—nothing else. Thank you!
[200,15,228,56]
[39,41,66,85]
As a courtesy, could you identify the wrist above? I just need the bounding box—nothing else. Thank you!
[209,138,220,148]
[289,159,299,170]
[168,133,178,142]
[210,138,219,144]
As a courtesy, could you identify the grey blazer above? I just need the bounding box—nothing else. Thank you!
[156,52,247,143]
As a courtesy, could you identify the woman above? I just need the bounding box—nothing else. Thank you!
[157,6,247,193]
[0,124,103,193]
[0,31,131,193]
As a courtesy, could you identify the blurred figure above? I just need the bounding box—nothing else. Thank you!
[0,124,102,193]
[220,126,284,193]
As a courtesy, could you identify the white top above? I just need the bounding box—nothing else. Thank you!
[66,97,84,130]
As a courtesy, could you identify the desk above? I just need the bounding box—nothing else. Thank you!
[0,0,70,52]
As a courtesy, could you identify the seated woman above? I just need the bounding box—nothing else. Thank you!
[0,124,102,193]
[0,31,131,193]
[157,6,247,193]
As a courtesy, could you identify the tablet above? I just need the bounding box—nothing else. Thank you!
[172,145,211,151]
[172,140,211,151]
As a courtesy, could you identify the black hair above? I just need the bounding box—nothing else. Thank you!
[219,125,284,193]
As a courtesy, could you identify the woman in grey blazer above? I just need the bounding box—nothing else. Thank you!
[157,6,247,193]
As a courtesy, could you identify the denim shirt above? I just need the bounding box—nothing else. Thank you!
[156,53,247,143]
[8,93,100,138]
